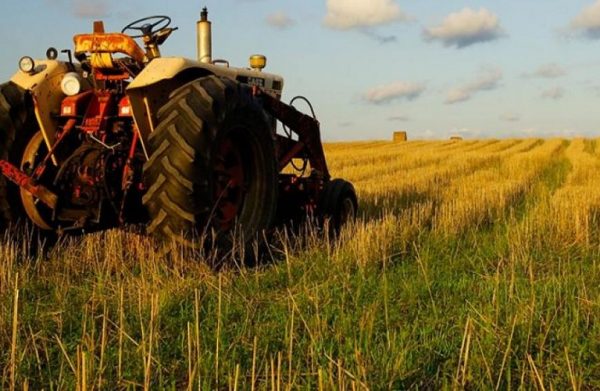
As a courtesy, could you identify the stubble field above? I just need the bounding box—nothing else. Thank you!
[1,138,600,389]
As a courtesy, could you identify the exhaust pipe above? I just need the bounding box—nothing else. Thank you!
[197,7,212,63]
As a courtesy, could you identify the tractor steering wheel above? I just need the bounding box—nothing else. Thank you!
[122,16,171,39]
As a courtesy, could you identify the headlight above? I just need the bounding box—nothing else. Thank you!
[61,72,82,96]
[18,57,35,73]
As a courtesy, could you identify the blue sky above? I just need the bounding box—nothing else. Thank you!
[2,0,600,140]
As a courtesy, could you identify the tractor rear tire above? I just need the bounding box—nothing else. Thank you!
[143,75,278,257]
[319,179,358,235]
[0,81,37,229]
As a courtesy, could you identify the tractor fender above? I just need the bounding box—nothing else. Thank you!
[10,60,71,150]
[128,57,240,90]
[127,57,285,155]
[127,57,231,151]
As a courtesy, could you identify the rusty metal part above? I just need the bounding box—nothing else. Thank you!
[256,88,330,180]
[119,130,140,223]
[61,90,94,118]
[94,21,105,34]
[277,139,305,172]
[0,159,58,210]
[81,92,115,134]
[20,132,54,230]
[33,118,77,181]
[118,96,133,117]
[74,33,146,64]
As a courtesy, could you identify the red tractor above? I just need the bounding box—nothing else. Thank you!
[0,9,357,254]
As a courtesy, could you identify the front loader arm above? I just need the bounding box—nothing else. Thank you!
[256,89,330,181]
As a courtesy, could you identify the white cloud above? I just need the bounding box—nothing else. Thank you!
[523,63,567,79]
[266,11,295,29]
[324,0,409,30]
[541,87,565,100]
[571,0,600,39]
[363,82,426,104]
[445,68,503,104]
[424,8,503,48]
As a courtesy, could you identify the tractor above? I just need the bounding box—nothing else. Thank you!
[0,9,357,255]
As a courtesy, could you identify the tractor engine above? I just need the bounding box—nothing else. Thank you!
[55,130,139,227]
[55,143,124,222]
[22,88,146,232]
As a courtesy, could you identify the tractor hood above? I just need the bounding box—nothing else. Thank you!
[128,57,284,95]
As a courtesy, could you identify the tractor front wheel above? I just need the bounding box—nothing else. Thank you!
[318,179,358,235]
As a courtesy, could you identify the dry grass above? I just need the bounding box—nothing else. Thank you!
[1,138,600,389]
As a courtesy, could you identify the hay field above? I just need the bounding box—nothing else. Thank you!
[1,138,600,389]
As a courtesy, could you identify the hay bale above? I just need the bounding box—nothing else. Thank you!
[450,136,463,141]
[393,131,408,142]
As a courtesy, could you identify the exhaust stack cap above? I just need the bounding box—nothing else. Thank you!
[249,54,266,71]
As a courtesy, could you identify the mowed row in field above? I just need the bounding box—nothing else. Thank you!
[328,138,600,244]
[1,139,600,389]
